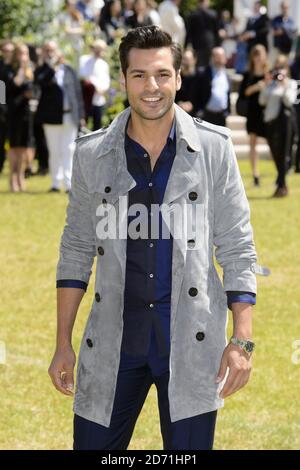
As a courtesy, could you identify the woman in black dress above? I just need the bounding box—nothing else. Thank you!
[239,44,269,186]
[6,43,35,192]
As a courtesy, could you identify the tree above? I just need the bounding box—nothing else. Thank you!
[0,0,55,40]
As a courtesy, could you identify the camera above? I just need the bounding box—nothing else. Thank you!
[272,70,285,81]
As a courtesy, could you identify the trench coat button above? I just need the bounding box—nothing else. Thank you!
[86,338,93,348]
[196,331,205,342]
[95,292,101,302]
[188,239,195,248]
[97,246,104,256]
[104,186,111,193]
[187,145,195,152]
[189,287,198,297]
[188,191,198,201]
[102,198,107,204]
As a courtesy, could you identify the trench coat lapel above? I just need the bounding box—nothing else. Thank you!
[162,105,204,332]
[163,104,202,205]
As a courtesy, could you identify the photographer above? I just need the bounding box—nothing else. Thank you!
[259,55,297,197]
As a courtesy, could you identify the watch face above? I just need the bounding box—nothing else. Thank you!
[245,341,255,353]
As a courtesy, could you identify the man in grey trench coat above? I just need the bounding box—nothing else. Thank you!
[49,26,259,450]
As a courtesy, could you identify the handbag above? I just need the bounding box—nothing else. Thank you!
[236,94,248,117]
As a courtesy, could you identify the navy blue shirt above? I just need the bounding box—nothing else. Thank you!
[120,120,177,357]
[57,118,256,357]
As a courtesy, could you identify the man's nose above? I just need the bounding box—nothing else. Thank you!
[145,76,159,92]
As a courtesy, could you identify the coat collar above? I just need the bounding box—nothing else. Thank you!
[96,103,202,158]
[96,104,203,206]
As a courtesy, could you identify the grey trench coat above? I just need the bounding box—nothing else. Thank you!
[56,104,257,427]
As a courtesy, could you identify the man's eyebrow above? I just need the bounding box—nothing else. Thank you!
[129,68,173,74]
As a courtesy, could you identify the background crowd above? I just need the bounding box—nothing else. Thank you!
[0,0,300,197]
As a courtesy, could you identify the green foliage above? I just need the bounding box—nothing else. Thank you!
[0,0,55,40]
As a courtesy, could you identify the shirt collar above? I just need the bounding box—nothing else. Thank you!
[125,117,176,149]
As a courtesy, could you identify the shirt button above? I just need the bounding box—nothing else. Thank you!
[144,153,148,158]
[149,243,154,248]
[149,273,154,278]
[148,182,153,187]
[149,303,154,308]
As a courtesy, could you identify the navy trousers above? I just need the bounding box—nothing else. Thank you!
[73,330,217,450]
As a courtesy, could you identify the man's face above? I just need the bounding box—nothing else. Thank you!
[1,43,14,63]
[124,47,181,121]
[43,42,58,62]
[281,1,289,16]
[254,2,262,14]
[212,48,226,67]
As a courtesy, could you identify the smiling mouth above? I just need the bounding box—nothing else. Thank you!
[141,97,162,103]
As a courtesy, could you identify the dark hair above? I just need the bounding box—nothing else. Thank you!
[119,25,182,75]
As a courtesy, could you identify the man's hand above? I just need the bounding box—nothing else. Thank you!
[48,345,76,396]
[216,343,252,399]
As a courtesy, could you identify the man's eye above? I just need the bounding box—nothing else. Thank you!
[133,74,143,78]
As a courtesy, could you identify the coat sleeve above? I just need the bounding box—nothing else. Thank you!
[213,137,257,294]
[56,145,96,284]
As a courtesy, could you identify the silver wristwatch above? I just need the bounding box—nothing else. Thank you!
[230,336,255,355]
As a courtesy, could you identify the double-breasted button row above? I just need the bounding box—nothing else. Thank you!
[97,246,104,256]
[188,191,198,201]
[196,331,205,342]
[188,287,198,297]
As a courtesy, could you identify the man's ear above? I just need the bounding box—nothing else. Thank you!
[176,69,182,91]
[120,72,126,91]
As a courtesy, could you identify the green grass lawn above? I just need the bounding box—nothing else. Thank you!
[0,159,299,450]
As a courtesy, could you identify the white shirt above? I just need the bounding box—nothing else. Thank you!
[158,0,186,47]
[55,64,70,111]
[79,55,110,107]
[206,67,230,112]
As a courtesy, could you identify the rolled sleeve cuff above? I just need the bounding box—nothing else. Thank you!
[226,291,256,310]
[56,279,88,291]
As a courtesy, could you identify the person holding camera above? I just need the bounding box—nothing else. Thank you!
[259,55,297,197]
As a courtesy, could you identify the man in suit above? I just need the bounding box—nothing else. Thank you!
[34,41,85,193]
[200,47,231,127]
[49,26,259,450]
[239,1,270,53]
[272,0,297,56]
[185,0,221,67]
